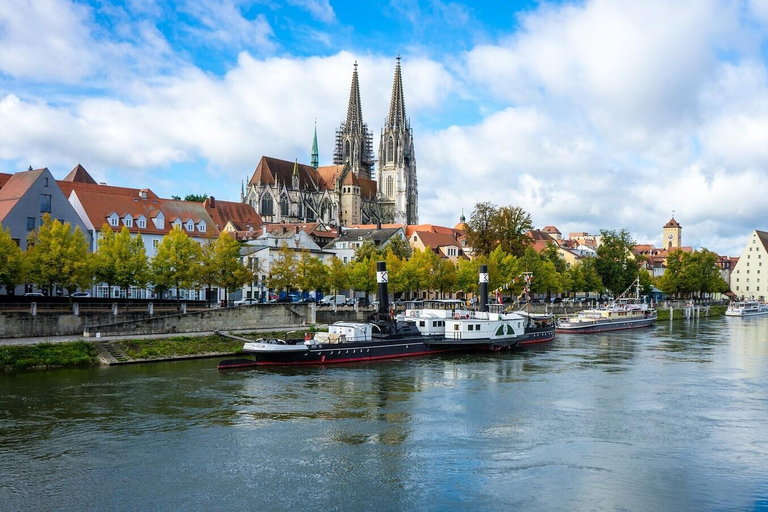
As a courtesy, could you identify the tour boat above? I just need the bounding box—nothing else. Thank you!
[217,265,552,369]
[556,279,657,334]
[724,300,768,317]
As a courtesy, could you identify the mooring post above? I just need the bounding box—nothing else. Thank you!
[73,303,79,317]
[112,303,118,316]
[30,302,37,316]
[148,302,153,316]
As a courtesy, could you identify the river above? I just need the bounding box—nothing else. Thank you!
[2,317,768,511]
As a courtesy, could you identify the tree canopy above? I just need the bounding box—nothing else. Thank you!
[26,214,91,294]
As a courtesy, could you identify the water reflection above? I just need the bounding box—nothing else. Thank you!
[2,318,768,511]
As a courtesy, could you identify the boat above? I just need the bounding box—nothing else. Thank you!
[724,300,768,317]
[217,264,551,369]
[556,278,657,333]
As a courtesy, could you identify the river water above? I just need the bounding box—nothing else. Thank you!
[2,317,768,511]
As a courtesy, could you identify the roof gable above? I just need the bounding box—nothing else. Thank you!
[62,164,98,184]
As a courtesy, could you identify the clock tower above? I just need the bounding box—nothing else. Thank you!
[663,216,681,249]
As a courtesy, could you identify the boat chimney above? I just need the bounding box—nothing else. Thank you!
[479,264,489,313]
[377,261,390,319]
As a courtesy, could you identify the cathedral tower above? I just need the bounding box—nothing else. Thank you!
[311,121,319,170]
[378,56,418,225]
[333,62,375,180]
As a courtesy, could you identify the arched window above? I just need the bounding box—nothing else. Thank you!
[387,176,393,198]
[261,195,273,216]
[307,206,315,221]
[387,137,394,162]
[344,140,351,162]
[297,202,303,219]
[280,196,289,216]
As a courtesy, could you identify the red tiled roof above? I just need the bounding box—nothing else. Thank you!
[0,173,12,189]
[204,197,262,232]
[413,230,459,249]
[664,217,681,228]
[0,168,46,222]
[62,164,98,184]
[250,157,378,199]
[542,225,561,234]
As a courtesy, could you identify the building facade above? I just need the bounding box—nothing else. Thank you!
[731,230,768,300]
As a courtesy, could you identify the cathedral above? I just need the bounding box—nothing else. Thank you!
[243,58,418,227]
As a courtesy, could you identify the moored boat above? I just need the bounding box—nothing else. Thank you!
[725,300,768,317]
[556,278,656,334]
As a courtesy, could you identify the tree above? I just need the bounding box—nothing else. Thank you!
[327,256,348,295]
[27,214,92,294]
[456,258,478,298]
[94,223,118,298]
[348,257,376,297]
[405,248,434,297]
[183,194,208,202]
[385,236,412,260]
[595,229,638,296]
[0,225,25,294]
[433,258,457,299]
[108,226,150,298]
[542,241,567,274]
[202,232,251,305]
[266,243,298,295]
[521,246,560,297]
[384,251,407,296]
[150,228,203,300]
[465,201,498,257]
[296,250,329,295]
[493,205,533,258]
[354,240,382,262]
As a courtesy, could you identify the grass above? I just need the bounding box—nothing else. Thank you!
[114,330,313,360]
[0,341,99,372]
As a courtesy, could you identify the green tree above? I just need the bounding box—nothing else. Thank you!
[385,236,412,260]
[0,225,25,294]
[493,205,534,258]
[327,256,348,295]
[94,223,118,298]
[384,251,407,296]
[542,241,567,274]
[595,229,638,296]
[202,232,251,305]
[456,258,478,298]
[465,201,498,257]
[150,228,203,300]
[27,214,92,294]
[183,193,208,202]
[521,247,560,297]
[433,258,457,299]
[354,240,382,262]
[267,243,298,296]
[348,257,376,297]
[296,250,329,295]
[113,227,150,298]
[405,248,434,297]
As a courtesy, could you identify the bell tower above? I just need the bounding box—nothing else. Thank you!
[663,214,682,249]
[333,62,374,180]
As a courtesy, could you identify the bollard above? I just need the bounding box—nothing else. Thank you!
[112,303,118,316]
[669,306,673,321]
[181,303,187,314]
[30,302,37,316]
[73,303,79,317]
[148,302,154,316]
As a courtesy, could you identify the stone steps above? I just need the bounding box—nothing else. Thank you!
[96,341,129,364]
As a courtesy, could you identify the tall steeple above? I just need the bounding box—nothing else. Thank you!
[311,120,319,169]
[378,56,418,225]
[333,62,374,179]
[387,56,406,129]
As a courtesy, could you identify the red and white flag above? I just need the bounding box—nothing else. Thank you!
[496,290,502,304]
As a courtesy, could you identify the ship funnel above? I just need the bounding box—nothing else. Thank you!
[377,261,390,318]
[479,265,489,313]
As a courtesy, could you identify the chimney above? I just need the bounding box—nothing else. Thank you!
[479,265,489,313]
[295,226,299,234]
[28,165,33,171]
[376,261,390,319]
[209,196,215,208]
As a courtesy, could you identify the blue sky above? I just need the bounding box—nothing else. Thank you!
[1,0,768,256]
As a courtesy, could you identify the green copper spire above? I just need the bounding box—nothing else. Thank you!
[311,120,319,169]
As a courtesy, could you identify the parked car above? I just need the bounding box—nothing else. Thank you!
[70,292,91,298]
[234,298,259,306]
[319,295,346,306]
[24,292,45,297]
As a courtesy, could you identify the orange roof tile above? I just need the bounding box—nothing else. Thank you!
[204,197,262,232]
[0,168,46,222]
[62,164,98,184]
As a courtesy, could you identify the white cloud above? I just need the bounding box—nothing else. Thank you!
[287,0,337,24]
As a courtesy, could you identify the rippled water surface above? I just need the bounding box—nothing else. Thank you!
[2,317,768,511]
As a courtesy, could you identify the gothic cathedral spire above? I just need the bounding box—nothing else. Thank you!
[334,62,374,179]
[311,120,319,169]
[378,56,418,225]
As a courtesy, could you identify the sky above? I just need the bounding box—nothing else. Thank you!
[1,0,768,256]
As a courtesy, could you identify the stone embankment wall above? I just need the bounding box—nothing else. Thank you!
[84,304,315,337]
[0,311,151,338]
[316,309,371,324]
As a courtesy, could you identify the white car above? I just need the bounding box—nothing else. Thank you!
[234,298,259,306]
[70,292,91,298]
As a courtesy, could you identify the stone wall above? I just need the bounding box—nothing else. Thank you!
[0,311,151,338]
[84,304,315,337]
[316,309,371,324]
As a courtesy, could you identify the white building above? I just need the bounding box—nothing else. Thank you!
[730,230,768,301]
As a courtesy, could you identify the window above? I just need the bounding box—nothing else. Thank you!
[387,176,393,198]
[280,196,289,216]
[11,238,20,247]
[124,217,133,227]
[419,320,425,327]
[109,216,118,227]
[138,218,146,229]
[261,195,274,216]
[387,137,394,162]
[153,240,159,248]
[40,194,51,213]
[44,177,49,187]
[468,325,474,331]
[27,217,35,231]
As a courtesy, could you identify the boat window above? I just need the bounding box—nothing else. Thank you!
[454,325,459,331]
[419,320,425,327]
[476,324,481,330]
[432,321,438,327]
[468,325,474,331]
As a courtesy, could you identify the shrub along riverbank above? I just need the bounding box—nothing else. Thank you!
[0,330,313,372]
[655,305,727,321]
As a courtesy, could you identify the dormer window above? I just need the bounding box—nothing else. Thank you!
[198,221,206,233]
[124,216,133,227]
[109,214,119,227]
[186,220,194,231]
[137,216,146,229]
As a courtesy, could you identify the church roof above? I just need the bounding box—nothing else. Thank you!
[250,156,319,190]
[62,164,98,184]
[664,217,681,228]
[345,62,364,133]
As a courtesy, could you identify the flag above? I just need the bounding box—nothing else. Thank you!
[496,290,502,304]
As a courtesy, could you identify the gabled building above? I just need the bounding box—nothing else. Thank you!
[203,196,262,241]
[409,230,466,261]
[731,230,768,300]
[325,226,406,264]
[0,167,90,251]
